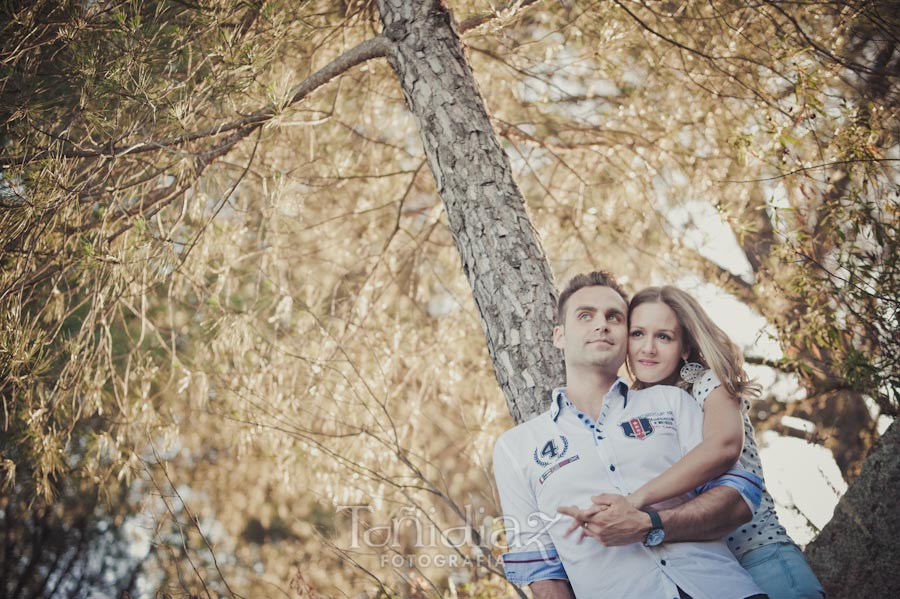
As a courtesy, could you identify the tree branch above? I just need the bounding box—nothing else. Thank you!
[745,355,796,372]
[689,250,757,304]
[1,35,393,167]
[457,0,545,34]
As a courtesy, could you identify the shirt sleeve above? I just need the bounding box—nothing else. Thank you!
[670,387,764,511]
[693,369,750,414]
[493,433,568,586]
[697,467,764,512]
[691,369,720,409]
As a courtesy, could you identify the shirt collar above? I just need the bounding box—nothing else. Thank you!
[551,378,630,421]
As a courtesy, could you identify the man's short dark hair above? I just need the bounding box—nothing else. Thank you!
[556,271,629,325]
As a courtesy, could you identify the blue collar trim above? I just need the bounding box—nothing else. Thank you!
[551,379,629,421]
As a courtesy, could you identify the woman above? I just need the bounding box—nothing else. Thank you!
[623,286,824,599]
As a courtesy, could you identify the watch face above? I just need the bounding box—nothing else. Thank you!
[645,528,665,547]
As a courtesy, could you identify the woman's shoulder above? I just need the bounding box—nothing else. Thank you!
[691,369,721,405]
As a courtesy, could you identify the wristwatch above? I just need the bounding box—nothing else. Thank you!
[642,510,665,547]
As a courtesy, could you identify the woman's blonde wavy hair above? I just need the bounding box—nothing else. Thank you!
[627,286,761,400]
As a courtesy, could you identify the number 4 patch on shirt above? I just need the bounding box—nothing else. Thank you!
[533,435,569,466]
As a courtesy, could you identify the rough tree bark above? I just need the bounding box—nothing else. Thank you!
[375,0,563,423]
[805,418,900,597]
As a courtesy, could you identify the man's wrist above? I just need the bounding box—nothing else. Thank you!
[641,510,665,546]
[654,487,750,542]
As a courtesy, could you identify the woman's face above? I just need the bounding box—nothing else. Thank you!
[628,301,688,385]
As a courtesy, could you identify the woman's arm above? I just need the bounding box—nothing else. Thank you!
[559,486,753,546]
[627,387,744,509]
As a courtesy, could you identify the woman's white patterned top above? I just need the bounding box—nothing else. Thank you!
[692,369,793,557]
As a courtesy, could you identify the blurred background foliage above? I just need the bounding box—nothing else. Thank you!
[1,0,897,596]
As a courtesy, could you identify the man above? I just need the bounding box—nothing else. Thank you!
[493,271,767,599]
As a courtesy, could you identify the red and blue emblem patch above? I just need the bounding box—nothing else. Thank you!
[621,417,654,440]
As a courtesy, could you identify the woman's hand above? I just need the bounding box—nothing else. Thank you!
[558,500,609,540]
[558,494,652,546]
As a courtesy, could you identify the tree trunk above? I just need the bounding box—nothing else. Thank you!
[375,0,563,423]
[805,418,900,598]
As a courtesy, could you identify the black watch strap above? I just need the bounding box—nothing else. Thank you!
[642,509,665,547]
[646,509,662,531]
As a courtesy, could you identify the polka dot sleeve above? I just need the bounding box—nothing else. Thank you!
[690,370,720,410]
[691,370,749,413]
[693,370,794,557]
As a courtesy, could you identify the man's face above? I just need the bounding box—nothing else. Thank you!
[553,285,628,376]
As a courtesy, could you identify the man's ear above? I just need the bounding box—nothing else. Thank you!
[553,324,565,349]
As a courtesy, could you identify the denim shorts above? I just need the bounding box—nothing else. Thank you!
[739,542,825,599]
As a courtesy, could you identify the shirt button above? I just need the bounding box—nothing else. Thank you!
[609,464,616,471]
[660,559,666,566]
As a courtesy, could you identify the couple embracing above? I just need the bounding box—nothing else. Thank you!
[493,271,824,599]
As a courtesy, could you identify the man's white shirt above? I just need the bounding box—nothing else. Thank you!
[493,379,764,599]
